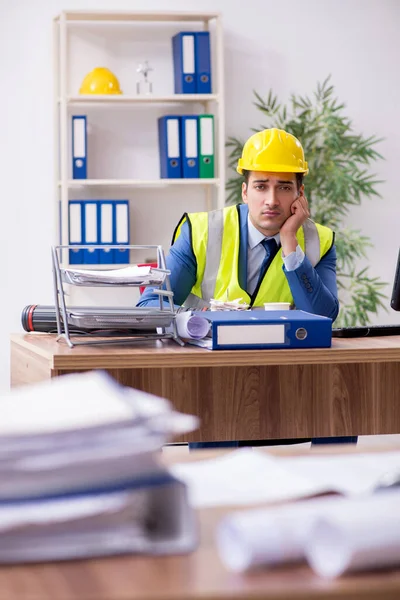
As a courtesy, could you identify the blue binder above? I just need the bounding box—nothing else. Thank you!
[113,200,130,264]
[181,116,199,178]
[98,201,114,264]
[172,32,196,94]
[82,200,99,264]
[158,116,182,178]
[194,32,212,94]
[72,116,87,179]
[68,201,84,264]
[195,310,332,350]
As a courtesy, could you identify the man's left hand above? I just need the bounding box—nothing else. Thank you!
[280,193,310,255]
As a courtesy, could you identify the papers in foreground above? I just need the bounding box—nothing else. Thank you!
[217,489,400,578]
[171,447,400,507]
[0,371,199,562]
[171,448,400,577]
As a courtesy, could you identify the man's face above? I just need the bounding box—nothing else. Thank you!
[242,171,303,236]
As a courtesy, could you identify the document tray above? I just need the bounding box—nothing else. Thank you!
[67,308,175,330]
[52,244,181,348]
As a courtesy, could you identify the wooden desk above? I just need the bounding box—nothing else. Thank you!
[10,333,400,442]
[0,445,400,600]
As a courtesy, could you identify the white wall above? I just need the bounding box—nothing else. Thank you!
[1,0,399,392]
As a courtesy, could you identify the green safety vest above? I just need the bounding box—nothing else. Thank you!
[173,205,334,308]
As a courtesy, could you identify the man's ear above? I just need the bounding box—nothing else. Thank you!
[298,183,305,197]
[242,181,248,204]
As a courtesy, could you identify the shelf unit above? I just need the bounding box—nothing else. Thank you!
[54,10,225,269]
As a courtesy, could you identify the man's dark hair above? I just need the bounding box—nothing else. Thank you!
[242,169,304,190]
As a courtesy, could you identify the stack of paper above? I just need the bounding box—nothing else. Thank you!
[61,265,167,286]
[0,371,199,562]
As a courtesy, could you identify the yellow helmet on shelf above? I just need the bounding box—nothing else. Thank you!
[79,67,123,95]
[237,128,309,175]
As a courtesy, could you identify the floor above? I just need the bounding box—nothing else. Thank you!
[162,435,400,459]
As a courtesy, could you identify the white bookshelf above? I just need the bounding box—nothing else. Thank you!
[55,11,221,23]
[61,179,220,188]
[54,10,225,269]
[65,94,220,105]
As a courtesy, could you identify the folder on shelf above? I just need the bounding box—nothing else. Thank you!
[98,201,114,264]
[194,32,212,94]
[82,201,99,264]
[172,32,196,94]
[72,116,87,179]
[181,116,199,178]
[113,200,130,264]
[198,114,215,178]
[158,116,182,178]
[68,201,84,264]
[194,310,332,350]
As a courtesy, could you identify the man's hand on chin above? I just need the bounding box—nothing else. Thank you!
[280,193,310,256]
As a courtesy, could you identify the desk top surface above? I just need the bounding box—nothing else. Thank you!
[10,332,400,370]
[0,445,400,600]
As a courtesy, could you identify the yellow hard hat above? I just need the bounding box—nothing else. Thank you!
[237,128,309,175]
[79,67,122,95]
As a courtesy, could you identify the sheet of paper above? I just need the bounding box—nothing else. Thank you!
[171,449,400,509]
[0,371,135,435]
[170,449,330,508]
[64,265,151,278]
[62,265,166,285]
[277,452,400,495]
[184,338,213,349]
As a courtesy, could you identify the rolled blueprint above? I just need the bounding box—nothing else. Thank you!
[305,489,400,578]
[175,311,210,340]
[216,496,340,572]
[217,490,400,574]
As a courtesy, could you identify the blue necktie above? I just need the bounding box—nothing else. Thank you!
[257,238,278,288]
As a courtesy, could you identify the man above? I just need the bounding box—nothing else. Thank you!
[139,128,356,447]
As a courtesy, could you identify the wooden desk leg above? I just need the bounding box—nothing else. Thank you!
[10,342,53,387]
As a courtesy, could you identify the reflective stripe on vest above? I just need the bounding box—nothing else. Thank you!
[176,206,333,307]
[202,209,224,300]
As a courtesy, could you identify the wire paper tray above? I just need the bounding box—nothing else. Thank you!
[51,244,182,348]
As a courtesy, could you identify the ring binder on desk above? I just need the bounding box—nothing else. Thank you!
[51,245,183,348]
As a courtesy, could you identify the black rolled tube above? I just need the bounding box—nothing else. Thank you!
[21,305,91,334]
